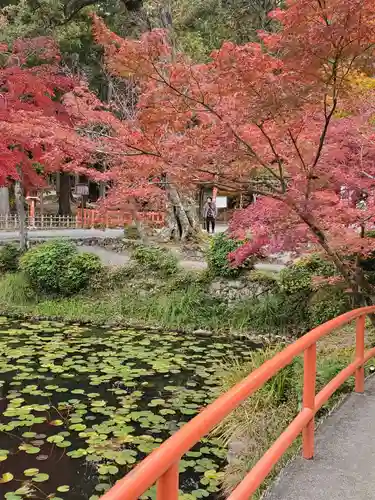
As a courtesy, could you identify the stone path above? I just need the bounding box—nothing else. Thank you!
[77,245,286,272]
[0,228,124,241]
[77,245,208,271]
[0,227,287,272]
[265,376,375,500]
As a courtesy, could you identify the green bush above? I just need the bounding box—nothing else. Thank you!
[308,287,351,328]
[206,232,244,278]
[279,254,336,294]
[59,253,102,295]
[20,240,101,296]
[0,244,22,273]
[132,245,179,275]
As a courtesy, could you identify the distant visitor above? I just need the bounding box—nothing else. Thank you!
[203,197,217,234]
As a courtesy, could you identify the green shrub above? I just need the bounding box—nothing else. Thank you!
[308,287,351,328]
[20,240,101,296]
[279,254,336,294]
[206,233,244,278]
[132,245,179,275]
[59,253,102,295]
[0,244,22,273]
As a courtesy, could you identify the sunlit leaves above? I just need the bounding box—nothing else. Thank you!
[0,472,14,483]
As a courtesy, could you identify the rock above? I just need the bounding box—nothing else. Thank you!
[210,281,222,292]
[193,329,212,336]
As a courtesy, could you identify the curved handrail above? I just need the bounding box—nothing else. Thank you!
[101,306,375,500]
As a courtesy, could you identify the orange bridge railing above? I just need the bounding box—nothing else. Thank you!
[101,306,375,500]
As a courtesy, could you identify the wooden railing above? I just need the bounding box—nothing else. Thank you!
[101,306,375,500]
[0,211,165,230]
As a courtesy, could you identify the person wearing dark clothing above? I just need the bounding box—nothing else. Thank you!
[203,197,217,234]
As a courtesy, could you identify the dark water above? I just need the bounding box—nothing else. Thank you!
[0,318,256,499]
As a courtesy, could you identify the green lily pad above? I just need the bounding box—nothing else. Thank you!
[24,468,39,476]
[0,472,14,483]
[33,473,49,483]
[57,485,70,492]
[50,419,64,426]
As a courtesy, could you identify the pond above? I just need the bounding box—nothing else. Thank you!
[0,318,256,500]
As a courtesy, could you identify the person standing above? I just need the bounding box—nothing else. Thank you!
[203,197,217,234]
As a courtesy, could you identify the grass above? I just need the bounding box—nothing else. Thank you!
[214,323,375,498]
[0,270,299,334]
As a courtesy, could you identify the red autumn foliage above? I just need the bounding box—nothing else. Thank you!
[0,37,108,190]
[93,0,375,303]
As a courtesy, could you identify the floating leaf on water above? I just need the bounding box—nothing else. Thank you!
[69,424,86,431]
[47,435,64,444]
[24,468,39,477]
[57,485,70,493]
[50,419,64,426]
[56,440,72,448]
[91,400,106,407]
[18,444,40,455]
[36,455,49,461]
[22,432,36,438]
[0,472,14,483]
[15,486,32,495]
[33,473,49,483]
[31,440,44,446]
[67,448,87,459]
[98,465,119,475]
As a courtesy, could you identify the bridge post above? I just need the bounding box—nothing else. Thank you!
[303,344,317,459]
[355,315,365,393]
[156,462,179,500]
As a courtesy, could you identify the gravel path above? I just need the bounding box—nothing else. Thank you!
[0,228,286,272]
[0,228,124,241]
[77,245,285,272]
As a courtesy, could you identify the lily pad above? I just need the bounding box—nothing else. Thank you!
[57,485,70,492]
[0,472,14,483]
[24,468,39,476]
[33,473,49,483]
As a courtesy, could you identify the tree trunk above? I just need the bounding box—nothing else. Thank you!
[15,167,28,251]
[129,199,149,244]
[0,187,10,215]
[159,184,200,242]
[58,172,72,215]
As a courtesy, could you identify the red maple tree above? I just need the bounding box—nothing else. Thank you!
[0,36,113,245]
[93,0,375,307]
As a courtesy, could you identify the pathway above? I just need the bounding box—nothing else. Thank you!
[77,245,285,272]
[0,227,287,272]
[0,228,124,241]
[265,375,375,500]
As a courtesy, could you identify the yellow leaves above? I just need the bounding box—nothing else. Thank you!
[347,71,375,91]
[333,109,352,119]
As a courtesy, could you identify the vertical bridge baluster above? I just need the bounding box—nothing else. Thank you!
[355,315,365,393]
[303,343,317,459]
[156,462,179,500]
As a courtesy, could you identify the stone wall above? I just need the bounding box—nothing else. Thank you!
[0,237,205,260]
[209,276,275,303]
